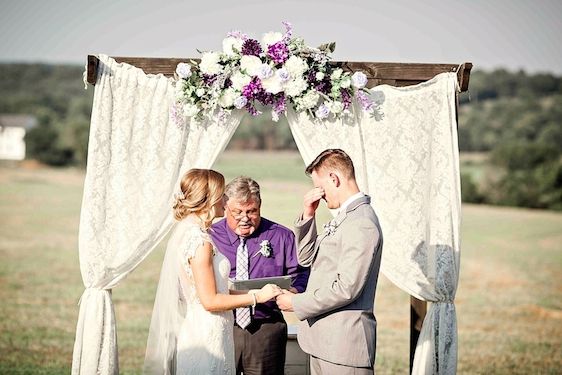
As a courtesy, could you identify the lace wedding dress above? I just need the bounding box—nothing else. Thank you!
[176,222,235,374]
[144,219,235,374]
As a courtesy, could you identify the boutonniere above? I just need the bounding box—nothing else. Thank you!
[323,220,338,236]
[253,240,272,258]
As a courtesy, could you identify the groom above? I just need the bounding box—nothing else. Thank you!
[276,149,383,375]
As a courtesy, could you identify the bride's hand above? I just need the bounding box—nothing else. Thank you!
[255,284,282,303]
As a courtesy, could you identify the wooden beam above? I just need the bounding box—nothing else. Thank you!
[86,55,472,91]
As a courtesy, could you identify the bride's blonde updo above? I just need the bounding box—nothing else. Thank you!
[173,169,225,229]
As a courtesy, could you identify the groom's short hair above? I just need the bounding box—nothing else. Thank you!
[306,149,356,180]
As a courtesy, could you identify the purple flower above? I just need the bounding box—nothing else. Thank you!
[267,42,289,64]
[340,88,352,110]
[202,74,218,85]
[242,39,263,56]
[315,104,330,119]
[315,80,331,95]
[356,90,374,111]
[245,102,261,116]
[273,94,286,114]
[242,77,264,99]
[227,30,248,40]
[282,21,293,41]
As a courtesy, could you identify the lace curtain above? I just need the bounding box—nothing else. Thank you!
[287,72,461,374]
[71,55,242,375]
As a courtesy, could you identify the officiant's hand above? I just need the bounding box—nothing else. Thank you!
[275,289,294,312]
[256,284,283,303]
[303,187,325,219]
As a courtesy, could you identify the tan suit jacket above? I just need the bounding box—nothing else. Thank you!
[292,195,383,368]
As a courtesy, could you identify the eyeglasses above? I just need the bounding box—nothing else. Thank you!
[226,205,259,221]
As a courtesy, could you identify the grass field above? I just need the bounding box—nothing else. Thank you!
[1,151,561,374]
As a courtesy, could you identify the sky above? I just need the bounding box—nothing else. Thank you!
[1,0,561,74]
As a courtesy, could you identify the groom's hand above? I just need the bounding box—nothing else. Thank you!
[276,289,295,312]
[303,187,325,220]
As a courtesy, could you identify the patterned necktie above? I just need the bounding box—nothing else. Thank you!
[235,236,251,329]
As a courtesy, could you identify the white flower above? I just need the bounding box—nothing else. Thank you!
[315,71,325,81]
[175,62,192,79]
[284,77,308,97]
[271,110,280,122]
[234,96,247,109]
[199,52,222,75]
[253,240,272,258]
[196,88,206,97]
[340,76,351,89]
[323,220,337,235]
[257,64,274,80]
[262,73,283,94]
[352,71,368,88]
[330,68,343,81]
[219,88,238,108]
[240,55,262,76]
[184,103,199,117]
[231,71,252,91]
[284,56,308,77]
[315,104,330,119]
[276,68,290,82]
[329,101,344,114]
[261,31,283,47]
[174,81,186,100]
[299,90,320,109]
[222,36,243,56]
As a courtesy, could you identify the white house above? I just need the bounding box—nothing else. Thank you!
[0,114,37,160]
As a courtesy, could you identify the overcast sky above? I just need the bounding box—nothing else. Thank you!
[1,0,561,73]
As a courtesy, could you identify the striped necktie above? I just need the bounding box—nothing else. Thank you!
[235,236,251,329]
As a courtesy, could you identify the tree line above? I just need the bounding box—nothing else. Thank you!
[0,64,560,209]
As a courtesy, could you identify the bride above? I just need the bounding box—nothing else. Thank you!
[143,168,282,374]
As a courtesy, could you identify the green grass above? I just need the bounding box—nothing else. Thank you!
[1,152,561,374]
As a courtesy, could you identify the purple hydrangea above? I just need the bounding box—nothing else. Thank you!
[242,39,263,56]
[315,80,331,95]
[267,42,289,64]
[242,77,264,99]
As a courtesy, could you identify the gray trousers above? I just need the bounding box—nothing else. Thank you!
[234,317,287,375]
[310,356,374,375]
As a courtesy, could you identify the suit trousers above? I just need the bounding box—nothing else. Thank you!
[234,316,287,375]
[310,356,374,375]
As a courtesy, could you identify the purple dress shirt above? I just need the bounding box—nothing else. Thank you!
[210,217,309,320]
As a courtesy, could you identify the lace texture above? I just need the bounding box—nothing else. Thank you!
[287,73,461,374]
[72,55,242,375]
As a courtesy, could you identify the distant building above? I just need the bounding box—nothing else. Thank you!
[0,114,37,160]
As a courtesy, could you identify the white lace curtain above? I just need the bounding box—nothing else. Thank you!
[71,55,242,375]
[287,73,461,374]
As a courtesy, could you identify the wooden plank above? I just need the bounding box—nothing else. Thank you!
[86,55,472,91]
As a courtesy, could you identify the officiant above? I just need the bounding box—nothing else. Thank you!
[210,176,309,375]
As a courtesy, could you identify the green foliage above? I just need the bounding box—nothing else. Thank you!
[460,172,484,203]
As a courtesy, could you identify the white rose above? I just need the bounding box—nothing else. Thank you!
[231,71,251,91]
[175,81,186,100]
[199,52,222,75]
[261,31,284,47]
[175,62,192,79]
[284,77,308,97]
[300,90,320,109]
[222,36,243,56]
[196,88,206,97]
[240,55,263,76]
[262,74,283,94]
[330,68,343,81]
[352,71,368,88]
[184,103,199,117]
[284,56,308,77]
[340,76,351,89]
[315,71,325,81]
[219,88,238,108]
[329,101,344,114]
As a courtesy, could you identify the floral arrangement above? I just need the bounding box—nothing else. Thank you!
[171,22,378,125]
[253,240,272,258]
